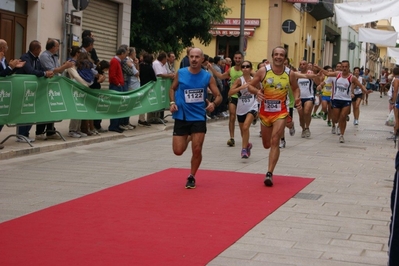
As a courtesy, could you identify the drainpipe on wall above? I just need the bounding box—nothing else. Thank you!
[62,0,69,64]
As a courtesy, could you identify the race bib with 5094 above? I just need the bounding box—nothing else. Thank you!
[264,99,281,112]
[185,88,204,103]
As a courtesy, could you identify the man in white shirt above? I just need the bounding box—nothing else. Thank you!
[152,52,174,123]
[153,52,175,79]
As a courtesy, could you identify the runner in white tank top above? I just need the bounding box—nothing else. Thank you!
[228,60,258,159]
[314,60,370,143]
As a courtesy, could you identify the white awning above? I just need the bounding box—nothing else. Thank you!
[334,0,399,27]
[359,28,398,47]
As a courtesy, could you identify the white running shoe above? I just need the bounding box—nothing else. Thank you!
[331,126,336,134]
[339,135,345,143]
[289,123,295,136]
[305,128,311,138]
[279,139,286,148]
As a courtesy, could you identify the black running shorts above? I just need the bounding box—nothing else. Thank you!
[173,119,207,136]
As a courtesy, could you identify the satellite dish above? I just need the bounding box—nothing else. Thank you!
[348,42,356,50]
[72,0,90,11]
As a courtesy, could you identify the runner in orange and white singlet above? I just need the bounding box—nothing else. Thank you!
[248,46,301,187]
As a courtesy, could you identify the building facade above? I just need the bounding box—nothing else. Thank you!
[0,0,131,64]
[192,0,334,69]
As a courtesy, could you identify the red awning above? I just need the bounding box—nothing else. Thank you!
[209,26,255,37]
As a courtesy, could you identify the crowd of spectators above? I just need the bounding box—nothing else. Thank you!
[0,31,185,149]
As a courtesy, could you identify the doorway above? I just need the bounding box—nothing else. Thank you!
[216,36,239,63]
[0,9,27,59]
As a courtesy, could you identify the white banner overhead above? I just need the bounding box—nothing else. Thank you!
[359,28,398,47]
[387,47,399,63]
[334,0,399,27]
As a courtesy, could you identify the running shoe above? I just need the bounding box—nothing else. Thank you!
[327,120,332,127]
[354,119,359,125]
[247,143,253,157]
[289,123,295,136]
[241,148,248,159]
[346,115,350,122]
[301,130,306,138]
[185,175,196,189]
[317,112,324,118]
[305,128,311,138]
[339,135,345,143]
[264,172,273,187]
[323,112,327,121]
[311,113,318,118]
[227,138,235,147]
[279,139,286,148]
[337,127,341,135]
[331,126,336,134]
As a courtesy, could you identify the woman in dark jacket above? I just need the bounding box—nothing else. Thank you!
[137,53,157,127]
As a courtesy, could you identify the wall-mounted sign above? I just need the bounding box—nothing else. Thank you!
[213,18,261,27]
[282,20,296,34]
[286,0,319,3]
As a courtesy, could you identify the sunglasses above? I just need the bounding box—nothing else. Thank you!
[241,65,251,69]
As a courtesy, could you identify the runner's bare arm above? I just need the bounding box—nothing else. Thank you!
[290,70,301,110]
[248,68,265,100]
[228,78,243,96]
[206,76,222,111]
[207,63,230,80]
[169,72,179,112]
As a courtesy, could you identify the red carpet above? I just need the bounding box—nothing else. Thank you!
[0,168,313,265]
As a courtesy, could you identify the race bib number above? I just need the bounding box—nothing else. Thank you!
[240,95,252,104]
[185,88,204,103]
[264,99,281,112]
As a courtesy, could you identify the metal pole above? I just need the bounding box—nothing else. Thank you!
[239,0,246,56]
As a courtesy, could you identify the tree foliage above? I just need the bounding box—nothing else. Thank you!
[131,0,230,57]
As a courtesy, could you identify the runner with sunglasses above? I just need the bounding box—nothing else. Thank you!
[228,60,258,159]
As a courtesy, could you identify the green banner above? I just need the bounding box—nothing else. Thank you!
[0,75,171,125]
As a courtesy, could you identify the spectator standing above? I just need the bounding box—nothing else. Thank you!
[108,47,127,133]
[118,44,136,130]
[79,36,98,134]
[126,47,150,127]
[0,39,25,149]
[37,39,73,140]
[152,52,175,123]
[166,52,176,74]
[179,47,192,69]
[16,40,54,143]
[138,53,156,127]
[66,46,89,138]
[82,30,107,132]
